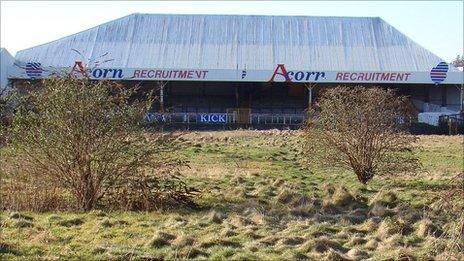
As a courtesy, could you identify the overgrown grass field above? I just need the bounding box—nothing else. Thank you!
[1,131,462,260]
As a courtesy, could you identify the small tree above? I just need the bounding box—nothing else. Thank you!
[303,86,419,184]
[451,54,464,68]
[1,75,194,211]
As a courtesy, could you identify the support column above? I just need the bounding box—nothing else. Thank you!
[424,85,430,103]
[157,81,168,113]
[441,85,447,107]
[459,85,464,112]
[235,85,239,108]
[305,83,315,108]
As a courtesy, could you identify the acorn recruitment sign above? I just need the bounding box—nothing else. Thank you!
[8,61,464,84]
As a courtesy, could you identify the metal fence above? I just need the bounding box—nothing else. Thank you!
[145,112,305,126]
[438,113,464,135]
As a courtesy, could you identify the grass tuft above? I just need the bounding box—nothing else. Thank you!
[323,248,350,261]
[331,186,356,208]
[146,231,176,248]
[312,236,346,253]
[369,202,394,217]
[370,189,398,208]
[171,235,195,248]
[276,188,298,204]
[57,217,84,227]
[377,218,406,239]
[9,212,33,221]
[209,210,227,224]
[416,219,442,238]
[13,219,34,228]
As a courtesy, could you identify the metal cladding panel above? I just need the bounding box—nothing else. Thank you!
[14,13,454,72]
[1,48,15,93]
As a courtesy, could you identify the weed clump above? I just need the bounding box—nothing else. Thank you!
[178,247,206,258]
[9,212,32,221]
[416,219,442,238]
[290,205,313,218]
[260,236,280,246]
[312,236,346,253]
[231,176,245,185]
[89,210,107,217]
[99,218,113,228]
[243,228,262,240]
[323,248,349,261]
[208,210,227,224]
[331,186,355,208]
[345,236,366,247]
[369,202,394,217]
[13,219,34,228]
[321,185,360,214]
[253,185,275,198]
[91,246,107,255]
[276,188,298,204]
[377,217,408,239]
[199,235,242,249]
[346,248,367,260]
[57,217,84,227]
[272,178,285,187]
[0,242,18,255]
[147,231,176,248]
[364,238,379,250]
[280,237,306,246]
[394,247,417,261]
[248,209,266,225]
[395,204,421,224]
[228,186,248,200]
[357,217,381,232]
[221,227,237,237]
[370,190,398,207]
[47,214,62,223]
[228,214,254,228]
[171,235,195,248]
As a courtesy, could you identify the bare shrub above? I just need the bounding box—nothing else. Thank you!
[102,155,199,210]
[0,171,74,211]
[0,91,16,146]
[0,75,195,211]
[303,86,419,184]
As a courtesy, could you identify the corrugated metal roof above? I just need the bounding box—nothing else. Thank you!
[1,48,15,93]
[14,13,451,71]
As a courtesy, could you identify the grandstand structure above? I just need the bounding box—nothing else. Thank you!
[1,13,463,127]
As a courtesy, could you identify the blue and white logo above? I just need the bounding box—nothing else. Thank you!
[430,62,449,84]
[25,62,44,78]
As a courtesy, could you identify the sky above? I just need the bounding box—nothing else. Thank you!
[1,1,463,62]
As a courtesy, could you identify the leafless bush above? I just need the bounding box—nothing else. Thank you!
[0,91,15,146]
[1,169,74,211]
[303,86,419,184]
[103,169,199,211]
[0,75,195,211]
